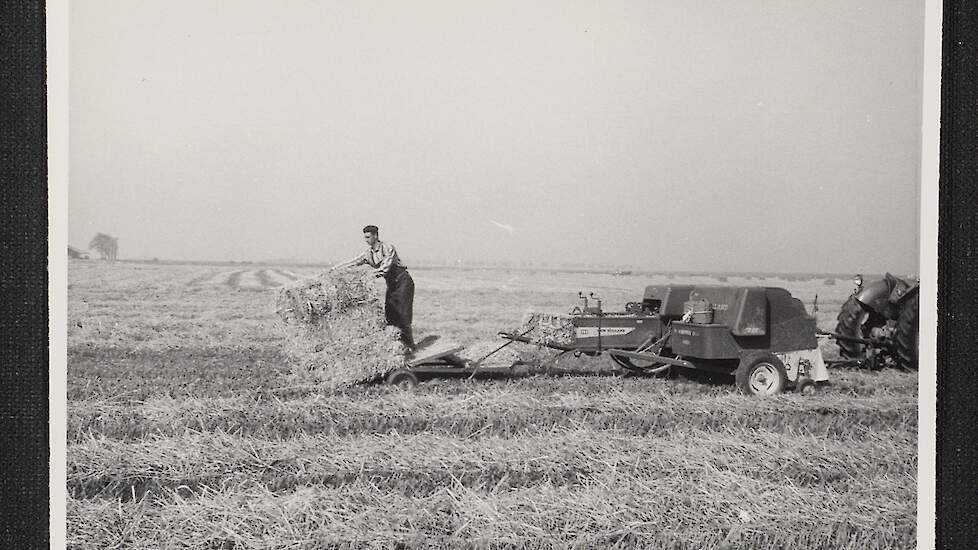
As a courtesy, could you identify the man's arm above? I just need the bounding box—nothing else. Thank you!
[330,251,366,271]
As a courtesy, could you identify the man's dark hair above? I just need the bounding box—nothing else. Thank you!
[363,225,379,235]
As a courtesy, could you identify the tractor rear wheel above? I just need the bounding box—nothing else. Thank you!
[735,352,788,396]
[893,293,919,370]
[834,296,884,359]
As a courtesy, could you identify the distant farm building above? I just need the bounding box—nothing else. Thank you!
[68,246,90,259]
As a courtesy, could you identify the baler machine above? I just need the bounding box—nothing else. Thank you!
[498,285,830,396]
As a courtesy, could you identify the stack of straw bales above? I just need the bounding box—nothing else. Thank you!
[517,312,576,347]
[275,271,406,388]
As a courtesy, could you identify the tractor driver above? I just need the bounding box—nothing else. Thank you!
[330,225,417,351]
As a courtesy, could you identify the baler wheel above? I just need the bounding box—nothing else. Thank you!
[834,296,884,359]
[386,369,418,389]
[735,352,787,396]
[893,293,919,370]
[794,377,817,395]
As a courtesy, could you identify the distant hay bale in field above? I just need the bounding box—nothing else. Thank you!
[517,312,576,347]
[275,271,406,388]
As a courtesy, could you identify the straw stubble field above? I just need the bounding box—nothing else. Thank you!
[66,261,918,549]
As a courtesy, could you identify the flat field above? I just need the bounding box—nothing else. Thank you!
[66,261,918,549]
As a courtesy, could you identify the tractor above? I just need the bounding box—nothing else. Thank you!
[833,273,919,369]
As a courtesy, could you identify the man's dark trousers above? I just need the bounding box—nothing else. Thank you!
[385,266,415,349]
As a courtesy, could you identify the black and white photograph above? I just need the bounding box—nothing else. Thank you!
[58,1,938,547]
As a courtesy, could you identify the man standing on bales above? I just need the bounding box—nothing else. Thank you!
[330,225,417,351]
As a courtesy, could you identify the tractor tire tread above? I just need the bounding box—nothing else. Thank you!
[834,296,871,359]
[893,293,919,370]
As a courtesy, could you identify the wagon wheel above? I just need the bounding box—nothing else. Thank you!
[385,369,418,389]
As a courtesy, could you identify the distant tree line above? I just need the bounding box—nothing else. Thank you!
[89,233,118,260]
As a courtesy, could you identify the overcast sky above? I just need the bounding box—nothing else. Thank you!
[69,0,925,273]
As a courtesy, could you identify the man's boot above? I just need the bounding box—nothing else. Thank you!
[401,326,417,352]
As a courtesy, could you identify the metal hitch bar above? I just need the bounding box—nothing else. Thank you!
[605,349,695,370]
[816,329,888,347]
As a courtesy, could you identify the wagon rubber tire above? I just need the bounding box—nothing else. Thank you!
[386,369,418,389]
[834,295,883,359]
[893,293,919,370]
[735,352,788,396]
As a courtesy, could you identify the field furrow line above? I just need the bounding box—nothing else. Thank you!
[271,269,299,283]
[68,348,291,400]
[230,270,265,290]
[185,270,230,286]
[253,269,287,287]
[224,270,245,288]
[66,473,916,549]
[67,428,915,502]
[68,390,918,442]
[209,270,237,287]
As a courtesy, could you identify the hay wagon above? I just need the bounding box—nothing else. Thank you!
[383,337,532,388]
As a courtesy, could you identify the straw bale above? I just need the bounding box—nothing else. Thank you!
[275,271,406,388]
[275,270,377,328]
[517,312,577,347]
